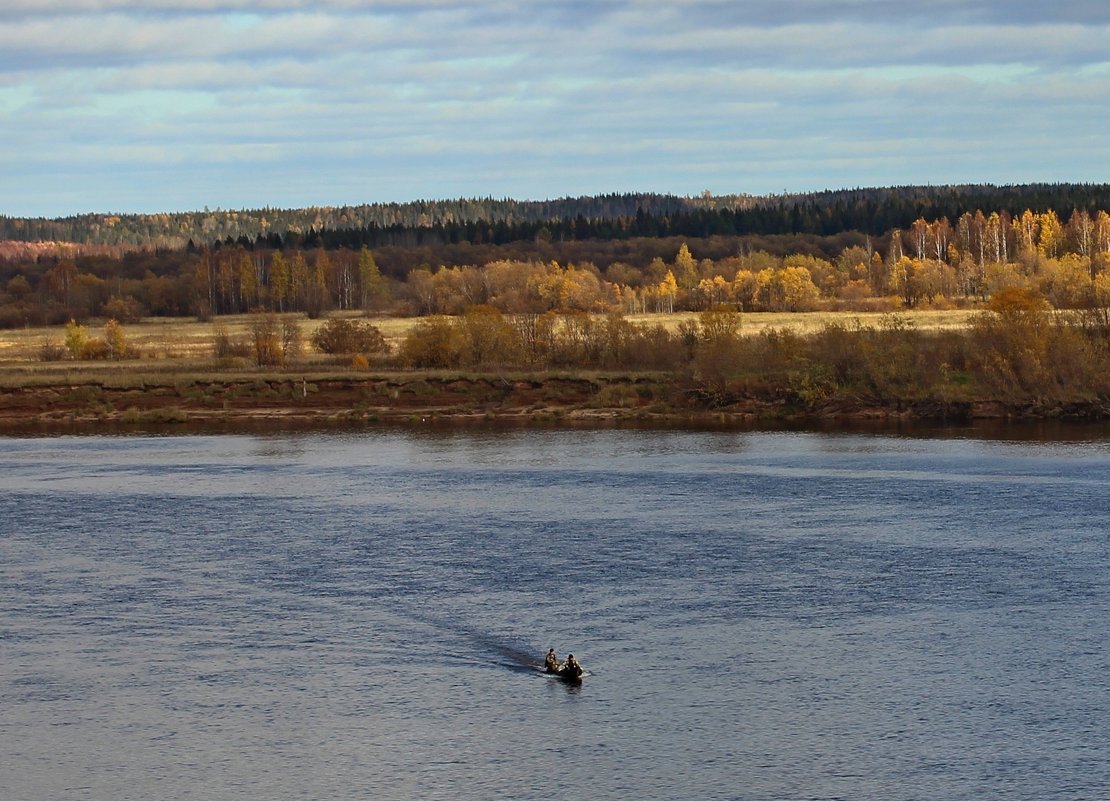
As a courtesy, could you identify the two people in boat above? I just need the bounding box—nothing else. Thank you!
[544,648,582,676]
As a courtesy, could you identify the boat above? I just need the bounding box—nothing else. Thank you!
[556,662,584,682]
[543,656,584,682]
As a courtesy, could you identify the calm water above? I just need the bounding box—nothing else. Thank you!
[1,428,1107,801]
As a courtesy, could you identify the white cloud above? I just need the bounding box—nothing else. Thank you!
[3,0,1110,215]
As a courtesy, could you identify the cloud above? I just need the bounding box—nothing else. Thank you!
[3,1,1110,215]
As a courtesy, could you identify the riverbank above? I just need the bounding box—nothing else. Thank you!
[3,369,1108,434]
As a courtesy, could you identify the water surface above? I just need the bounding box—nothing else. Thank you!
[1,429,1107,800]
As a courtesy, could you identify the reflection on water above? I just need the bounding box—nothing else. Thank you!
[1,429,1108,801]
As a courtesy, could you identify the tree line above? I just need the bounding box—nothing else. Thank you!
[6,203,1110,327]
[7,184,1110,251]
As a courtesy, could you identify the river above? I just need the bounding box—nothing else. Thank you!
[1,428,1107,800]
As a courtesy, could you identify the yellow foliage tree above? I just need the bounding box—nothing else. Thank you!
[1037,210,1064,259]
[779,266,821,311]
[674,243,699,292]
[64,319,87,359]
[656,270,678,313]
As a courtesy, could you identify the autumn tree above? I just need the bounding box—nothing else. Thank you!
[269,252,291,312]
[731,269,759,311]
[915,259,956,305]
[358,246,386,310]
[779,265,821,311]
[785,254,837,297]
[402,267,436,314]
[1067,209,1094,259]
[655,270,678,313]
[332,248,356,311]
[290,251,310,312]
[64,319,87,359]
[1096,211,1110,259]
[697,275,731,308]
[306,249,330,318]
[457,305,519,365]
[239,251,258,310]
[837,246,872,285]
[909,218,930,260]
[510,311,558,365]
[46,260,78,309]
[969,285,1082,401]
[673,242,700,304]
[1037,210,1064,259]
[249,312,286,366]
[1037,254,1091,308]
[104,319,128,360]
[101,295,144,323]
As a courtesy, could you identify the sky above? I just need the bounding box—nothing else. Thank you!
[2,1,1110,217]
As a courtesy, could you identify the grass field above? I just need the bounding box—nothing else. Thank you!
[0,309,981,370]
[625,309,978,336]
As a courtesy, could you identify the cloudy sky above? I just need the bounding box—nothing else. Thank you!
[2,1,1109,216]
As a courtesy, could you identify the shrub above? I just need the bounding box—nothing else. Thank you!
[456,305,520,366]
[398,316,462,368]
[311,317,390,355]
[38,341,67,362]
[213,324,251,361]
[101,296,144,324]
[0,303,31,328]
[246,313,301,367]
[249,314,283,367]
[79,338,112,360]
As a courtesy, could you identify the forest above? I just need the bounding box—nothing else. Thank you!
[6,183,1110,250]
[3,197,1110,329]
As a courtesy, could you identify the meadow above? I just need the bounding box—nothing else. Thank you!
[0,309,979,371]
[11,305,1098,429]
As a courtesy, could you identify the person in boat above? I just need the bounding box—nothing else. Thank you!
[544,648,560,673]
[562,653,581,676]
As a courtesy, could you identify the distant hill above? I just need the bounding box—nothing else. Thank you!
[4,184,1110,251]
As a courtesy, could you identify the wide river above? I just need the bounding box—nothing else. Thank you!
[1,427,1107,801]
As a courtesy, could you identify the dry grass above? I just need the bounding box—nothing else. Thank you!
[0,309,980,370]
[626,309,980,335]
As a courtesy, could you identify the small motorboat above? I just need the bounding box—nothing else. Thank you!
[543,653,584,682]
[556,661,584,682]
